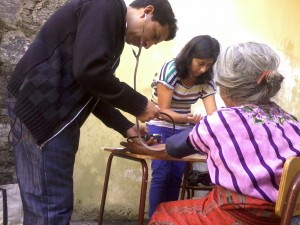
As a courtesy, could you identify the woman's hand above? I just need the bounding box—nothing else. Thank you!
[120,141,172,159]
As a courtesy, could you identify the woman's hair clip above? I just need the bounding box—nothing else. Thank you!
[257,70,272,85]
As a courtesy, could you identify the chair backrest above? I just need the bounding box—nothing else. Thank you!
[275,157,300,222]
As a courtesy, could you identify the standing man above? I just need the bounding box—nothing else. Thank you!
[6,0,178,224]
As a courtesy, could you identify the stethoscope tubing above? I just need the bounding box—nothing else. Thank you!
[131,24,175,150]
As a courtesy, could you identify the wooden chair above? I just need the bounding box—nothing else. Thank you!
[275,157,300,225]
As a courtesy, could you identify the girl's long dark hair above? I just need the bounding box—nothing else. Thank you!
[175,35,220,84]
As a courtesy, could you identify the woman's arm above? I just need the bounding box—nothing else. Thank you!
[166,126,198,158]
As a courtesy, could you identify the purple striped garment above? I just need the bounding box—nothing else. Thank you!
[189,101,300,202]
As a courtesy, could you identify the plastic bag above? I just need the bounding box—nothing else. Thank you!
[187,170,213,186]
[0,184,23,225]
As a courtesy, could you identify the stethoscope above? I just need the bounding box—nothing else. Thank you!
[129,14,175,151]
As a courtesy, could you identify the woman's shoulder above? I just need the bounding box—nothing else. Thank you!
[216,102,298,125]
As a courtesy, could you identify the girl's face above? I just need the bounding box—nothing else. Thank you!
[189,58,214,77]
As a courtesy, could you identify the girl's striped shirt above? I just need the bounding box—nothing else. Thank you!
[148,60,216,129]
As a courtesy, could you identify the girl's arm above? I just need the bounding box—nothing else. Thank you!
[157,83,199,123]
[202,94,218,115]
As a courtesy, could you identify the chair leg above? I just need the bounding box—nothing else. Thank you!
[98,153,114,225]
[280,173,300,225]
[180,163,190,200]
[192,189,195,198]
[137,160,148,225]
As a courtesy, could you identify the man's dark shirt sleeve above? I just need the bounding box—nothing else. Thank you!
[92,100,134,137]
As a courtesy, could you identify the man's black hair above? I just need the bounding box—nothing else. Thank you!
[129,0,178,40]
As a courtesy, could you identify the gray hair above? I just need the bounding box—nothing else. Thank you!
[214,42,284,105]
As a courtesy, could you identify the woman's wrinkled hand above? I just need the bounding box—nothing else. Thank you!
[120,141,172,159]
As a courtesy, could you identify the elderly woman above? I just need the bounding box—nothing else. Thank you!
[123,42,300,224]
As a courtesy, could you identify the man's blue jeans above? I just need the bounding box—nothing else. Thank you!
[7,95,87,225]
[147,124,186,219]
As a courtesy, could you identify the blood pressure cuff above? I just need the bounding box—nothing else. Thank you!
[165,126,199,158]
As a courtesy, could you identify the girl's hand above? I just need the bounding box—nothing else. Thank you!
[186,113,203,124]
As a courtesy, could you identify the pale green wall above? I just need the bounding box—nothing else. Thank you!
[73,0,300,220]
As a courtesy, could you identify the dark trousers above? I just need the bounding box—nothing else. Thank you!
[147,125,186,219]
[7,96,89,225]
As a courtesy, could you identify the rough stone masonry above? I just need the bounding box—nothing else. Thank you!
[0,0,67,185]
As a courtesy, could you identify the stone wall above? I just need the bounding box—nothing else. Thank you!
[0,0,67,183]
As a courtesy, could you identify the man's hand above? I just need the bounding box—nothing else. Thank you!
[126,124,148,138]
[137,100,160,122]
[125,124,157,145]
